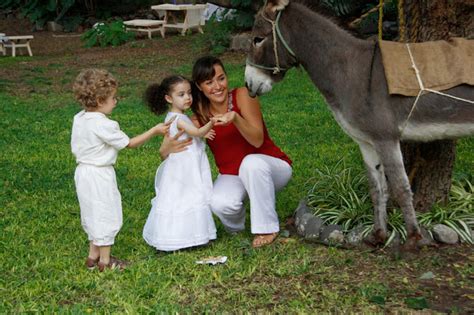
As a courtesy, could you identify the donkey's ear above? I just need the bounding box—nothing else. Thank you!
[265,0,290,13]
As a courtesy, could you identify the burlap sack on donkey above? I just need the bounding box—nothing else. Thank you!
[379,38,473,96]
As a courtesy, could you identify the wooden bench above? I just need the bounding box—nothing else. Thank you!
[124,19,165,39]
[3,35,34,57]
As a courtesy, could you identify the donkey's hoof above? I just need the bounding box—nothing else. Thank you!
[401,233,431,252]
[363,230,386,247]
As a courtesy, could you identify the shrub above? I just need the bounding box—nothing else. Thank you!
[306,160,373,232]
[81,20,135,48]
[198,0,258,55]
[200,14,238,55]
[306,160,474,244]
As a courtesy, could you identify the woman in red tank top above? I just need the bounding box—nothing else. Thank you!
[189,56,292,248]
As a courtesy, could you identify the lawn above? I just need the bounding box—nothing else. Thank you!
[0,31,473,313]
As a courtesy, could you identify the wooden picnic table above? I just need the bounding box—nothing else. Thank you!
[151,4,207,37]
[1,35,34,57]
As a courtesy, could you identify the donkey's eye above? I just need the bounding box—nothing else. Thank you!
[253,37,265,45]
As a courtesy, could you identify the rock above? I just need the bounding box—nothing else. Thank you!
[296,213,314,237]
[303,216,324,241]
[294,198,311,227]
[319,224,343,243]
[346,225,366,246]
[418,226,435,246]
[432,224,459,244]
[327,230,344,244]
[280,229,290,238]
[419,271,435,280]
[47,21,63,32]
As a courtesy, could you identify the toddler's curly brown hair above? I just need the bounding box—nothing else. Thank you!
[73,69,117,109]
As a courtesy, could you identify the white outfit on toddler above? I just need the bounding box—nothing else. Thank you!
[71,110,129,246]
[143,112,216,251]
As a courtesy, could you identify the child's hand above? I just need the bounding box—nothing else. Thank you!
[154,116,175,135]
[204,129,216,140]
[213,112,235,126]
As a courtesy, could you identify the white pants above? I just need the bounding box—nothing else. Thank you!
[210,154,292,234]
[75,164,123,246]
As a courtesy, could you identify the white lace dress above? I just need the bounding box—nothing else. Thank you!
[143,112,216,251]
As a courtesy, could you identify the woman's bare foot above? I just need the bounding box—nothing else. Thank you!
[252,232,278,248]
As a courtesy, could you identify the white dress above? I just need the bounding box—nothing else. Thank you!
[143,112,216,251]
[71,111,130,246]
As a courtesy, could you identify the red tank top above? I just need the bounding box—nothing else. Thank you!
[207,89,292,175]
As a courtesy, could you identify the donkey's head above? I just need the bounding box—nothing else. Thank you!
[245,0,298,97]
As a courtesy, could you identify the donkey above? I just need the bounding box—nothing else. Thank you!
[245,0,474,248]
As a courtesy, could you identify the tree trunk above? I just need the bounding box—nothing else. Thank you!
[399,0,473,212]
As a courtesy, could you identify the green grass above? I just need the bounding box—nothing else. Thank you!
[1,56,473,313]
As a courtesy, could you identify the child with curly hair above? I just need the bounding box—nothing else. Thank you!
[71,68,171,271]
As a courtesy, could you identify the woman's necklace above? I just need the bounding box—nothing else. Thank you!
[211,91,233,116]
[227,90,233,112]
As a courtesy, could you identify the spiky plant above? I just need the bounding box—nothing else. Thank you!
[307,160,373,232]
[418,179,473,244]
[307,161,473,244]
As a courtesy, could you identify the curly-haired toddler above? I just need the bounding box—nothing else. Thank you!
[71,68,171,271]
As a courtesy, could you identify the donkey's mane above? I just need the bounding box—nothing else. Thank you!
[288,0,357,39]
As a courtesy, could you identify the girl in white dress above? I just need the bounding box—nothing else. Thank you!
[143,75,220,251]
[72,69,171,271]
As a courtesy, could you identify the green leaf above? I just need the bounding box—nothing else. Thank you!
[405,297,429,310]
[46,0,56,12]
[369,295,385,305]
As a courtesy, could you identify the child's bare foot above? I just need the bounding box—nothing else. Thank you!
[85,257,99,270]
[252,232,278,248]
[98,256,128,272]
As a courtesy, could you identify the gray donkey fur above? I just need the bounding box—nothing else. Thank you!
[245,0,474,248]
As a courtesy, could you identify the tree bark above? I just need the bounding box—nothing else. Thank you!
[399,0,473,212]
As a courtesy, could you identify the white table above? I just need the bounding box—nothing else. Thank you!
[124,19,165,39]
[2,35,34,57]
[151,4,207,37]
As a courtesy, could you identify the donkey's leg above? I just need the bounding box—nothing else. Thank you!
[375,141,422,245]
[357,141,389,244]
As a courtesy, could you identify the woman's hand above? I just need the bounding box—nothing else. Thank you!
[159,128,192,160]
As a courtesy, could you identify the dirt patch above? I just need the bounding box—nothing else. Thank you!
[202,243,474,313]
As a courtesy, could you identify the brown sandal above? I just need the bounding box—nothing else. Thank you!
[85,257,99,270]
[252,232,278,248]
[97,256,128,272]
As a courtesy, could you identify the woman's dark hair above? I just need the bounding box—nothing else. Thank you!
[144,75,189,116]
[191,56,226,125]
